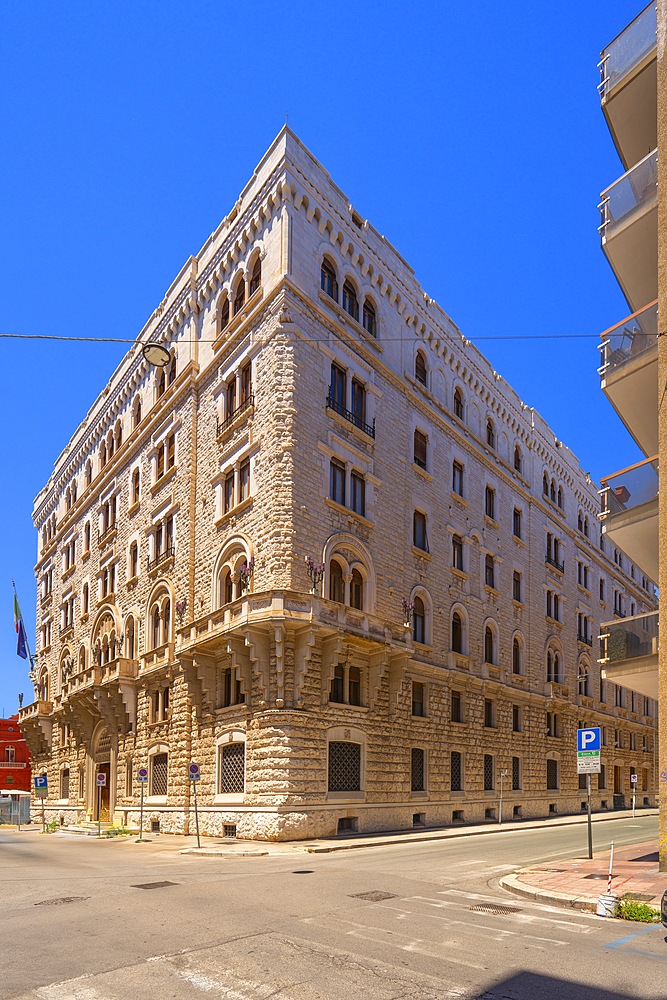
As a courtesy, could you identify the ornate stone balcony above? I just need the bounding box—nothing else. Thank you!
[18,699,53,757]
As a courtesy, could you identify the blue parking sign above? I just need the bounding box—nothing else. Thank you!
[577,727,601,752]
[34,775,48,789]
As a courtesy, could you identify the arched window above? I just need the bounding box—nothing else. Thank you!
[78,646,86,672]
[550,478,556,503]
[362,298,376,337]
[415,351,427,386]
[115,420,123,450]
[72,480,77,504]
[233,278,246,315]
[513,445,522,473]
[125,615,135,659]
[249,257,261,297]
[65,487,72,511]
[166,351,176,387]
[321,258,338,300]
[413,596,426,644]
[453,387,464,420]
[163,599,171,641]
[578,664,590,697]
[131,468,140,506]
[451,611,463,653]
[220,295,230,331]
[85,460,92,487]
[584,516,590,538]
[84,521,91,552]
[132,398,142,430]
[512,636,522,674]
[329,560,344,603]
[578,510,584,533]
[152,606,161,649]
[547,647,562,684]
[486,419,495,449]
[543,472,549,496]
[82,583,89,616]
[350,569,363,610]
[557,486,564,509]
[129,541,138,579]
[100,442,107,469]
[484,625,495,664]
[342,280,359,321]
[156,366,166,399]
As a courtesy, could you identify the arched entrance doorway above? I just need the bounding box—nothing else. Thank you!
[93,728,114,821]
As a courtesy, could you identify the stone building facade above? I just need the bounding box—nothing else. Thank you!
[20,129,657,840]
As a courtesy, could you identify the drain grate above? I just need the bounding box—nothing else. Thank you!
[469,903,521,915]
[35,896,88,906]
[351,890,398,902]
[584,873,614,880]
[131,881,178,889]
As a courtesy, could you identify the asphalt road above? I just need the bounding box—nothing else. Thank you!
[2,815,664,1000]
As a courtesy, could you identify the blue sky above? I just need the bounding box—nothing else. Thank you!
[0,1,644,714]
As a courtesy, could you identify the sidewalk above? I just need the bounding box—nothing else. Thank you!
[501,838,667,913]
[178,807,658,856]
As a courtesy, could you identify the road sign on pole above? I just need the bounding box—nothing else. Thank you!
[33,775,48,799]
[188,763,201,848]
[137,767,148,783]
[188,762,200,781]
[577,728,601,774]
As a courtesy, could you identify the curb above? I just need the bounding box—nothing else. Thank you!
[499,873,598,913]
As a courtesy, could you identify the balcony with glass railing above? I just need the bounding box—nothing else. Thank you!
[600,455,658,581]
[598,149,657,312]
[598,2,657,169]
[599,610,658,700]
[598,299,658,456]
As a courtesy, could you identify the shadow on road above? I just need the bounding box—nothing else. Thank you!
[477,971,652,999]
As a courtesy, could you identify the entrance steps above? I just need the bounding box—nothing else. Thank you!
[60,822,114,836]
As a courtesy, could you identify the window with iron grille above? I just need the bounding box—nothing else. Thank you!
[328,742,361,792]
[411,748,425,792]
[483,754,494,791]
[219,742,245,794]
[546,759,559,790]
[60,768,70,799]
[512,756,521,791]
[451,750,462,791]
[151,752,168,796]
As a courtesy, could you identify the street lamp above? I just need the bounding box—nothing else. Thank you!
[141,342,171,367]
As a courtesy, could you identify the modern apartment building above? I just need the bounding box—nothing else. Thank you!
[19,128,657,840]
[595,1,666,868]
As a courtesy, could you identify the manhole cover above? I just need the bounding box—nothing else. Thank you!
[35,896,89,906]
[469,904,521,915]
[131,881,178,889]
[584,873,614,880]
[292,870,314,874]
[351,891,398,902]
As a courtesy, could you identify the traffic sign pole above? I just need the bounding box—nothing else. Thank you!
[586,773,593,859]
[193,779,201,848]
[140,782,144,840]
[97,784,101,838]
[188,763,201,848]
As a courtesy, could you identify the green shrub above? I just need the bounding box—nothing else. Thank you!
[617,897,660,923]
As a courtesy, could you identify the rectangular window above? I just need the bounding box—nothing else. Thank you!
[452,534,464,571]
[60,768,70,800]
[241,362,252,403]
[330,364,346,408]
[579,773,588,790]
[224,471,234,513]
[239,460,250,502]
[485,486,496,520]
[484,555,495,589]
[413,511,428,552]
[451,751,462,792]
[512,570,522,603]
[598,764,606,790]
[411,681,425,717]
[330,459,346,506]
[512,704,521,732]
[414,430,428,469]
[350,472,365,516]
[351,379,366,424]
[452,461,464,496]
[599,578,605,601]
[411,748,425,792]
[451,690,462,723]
[484,699,495,728]
[483,754,494,791]
[513,507,522,538]
[512,756,521,791]
[546,759,559,790]
[328,741,361,792]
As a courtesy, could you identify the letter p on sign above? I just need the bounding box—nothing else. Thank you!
[577,727,601,752]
